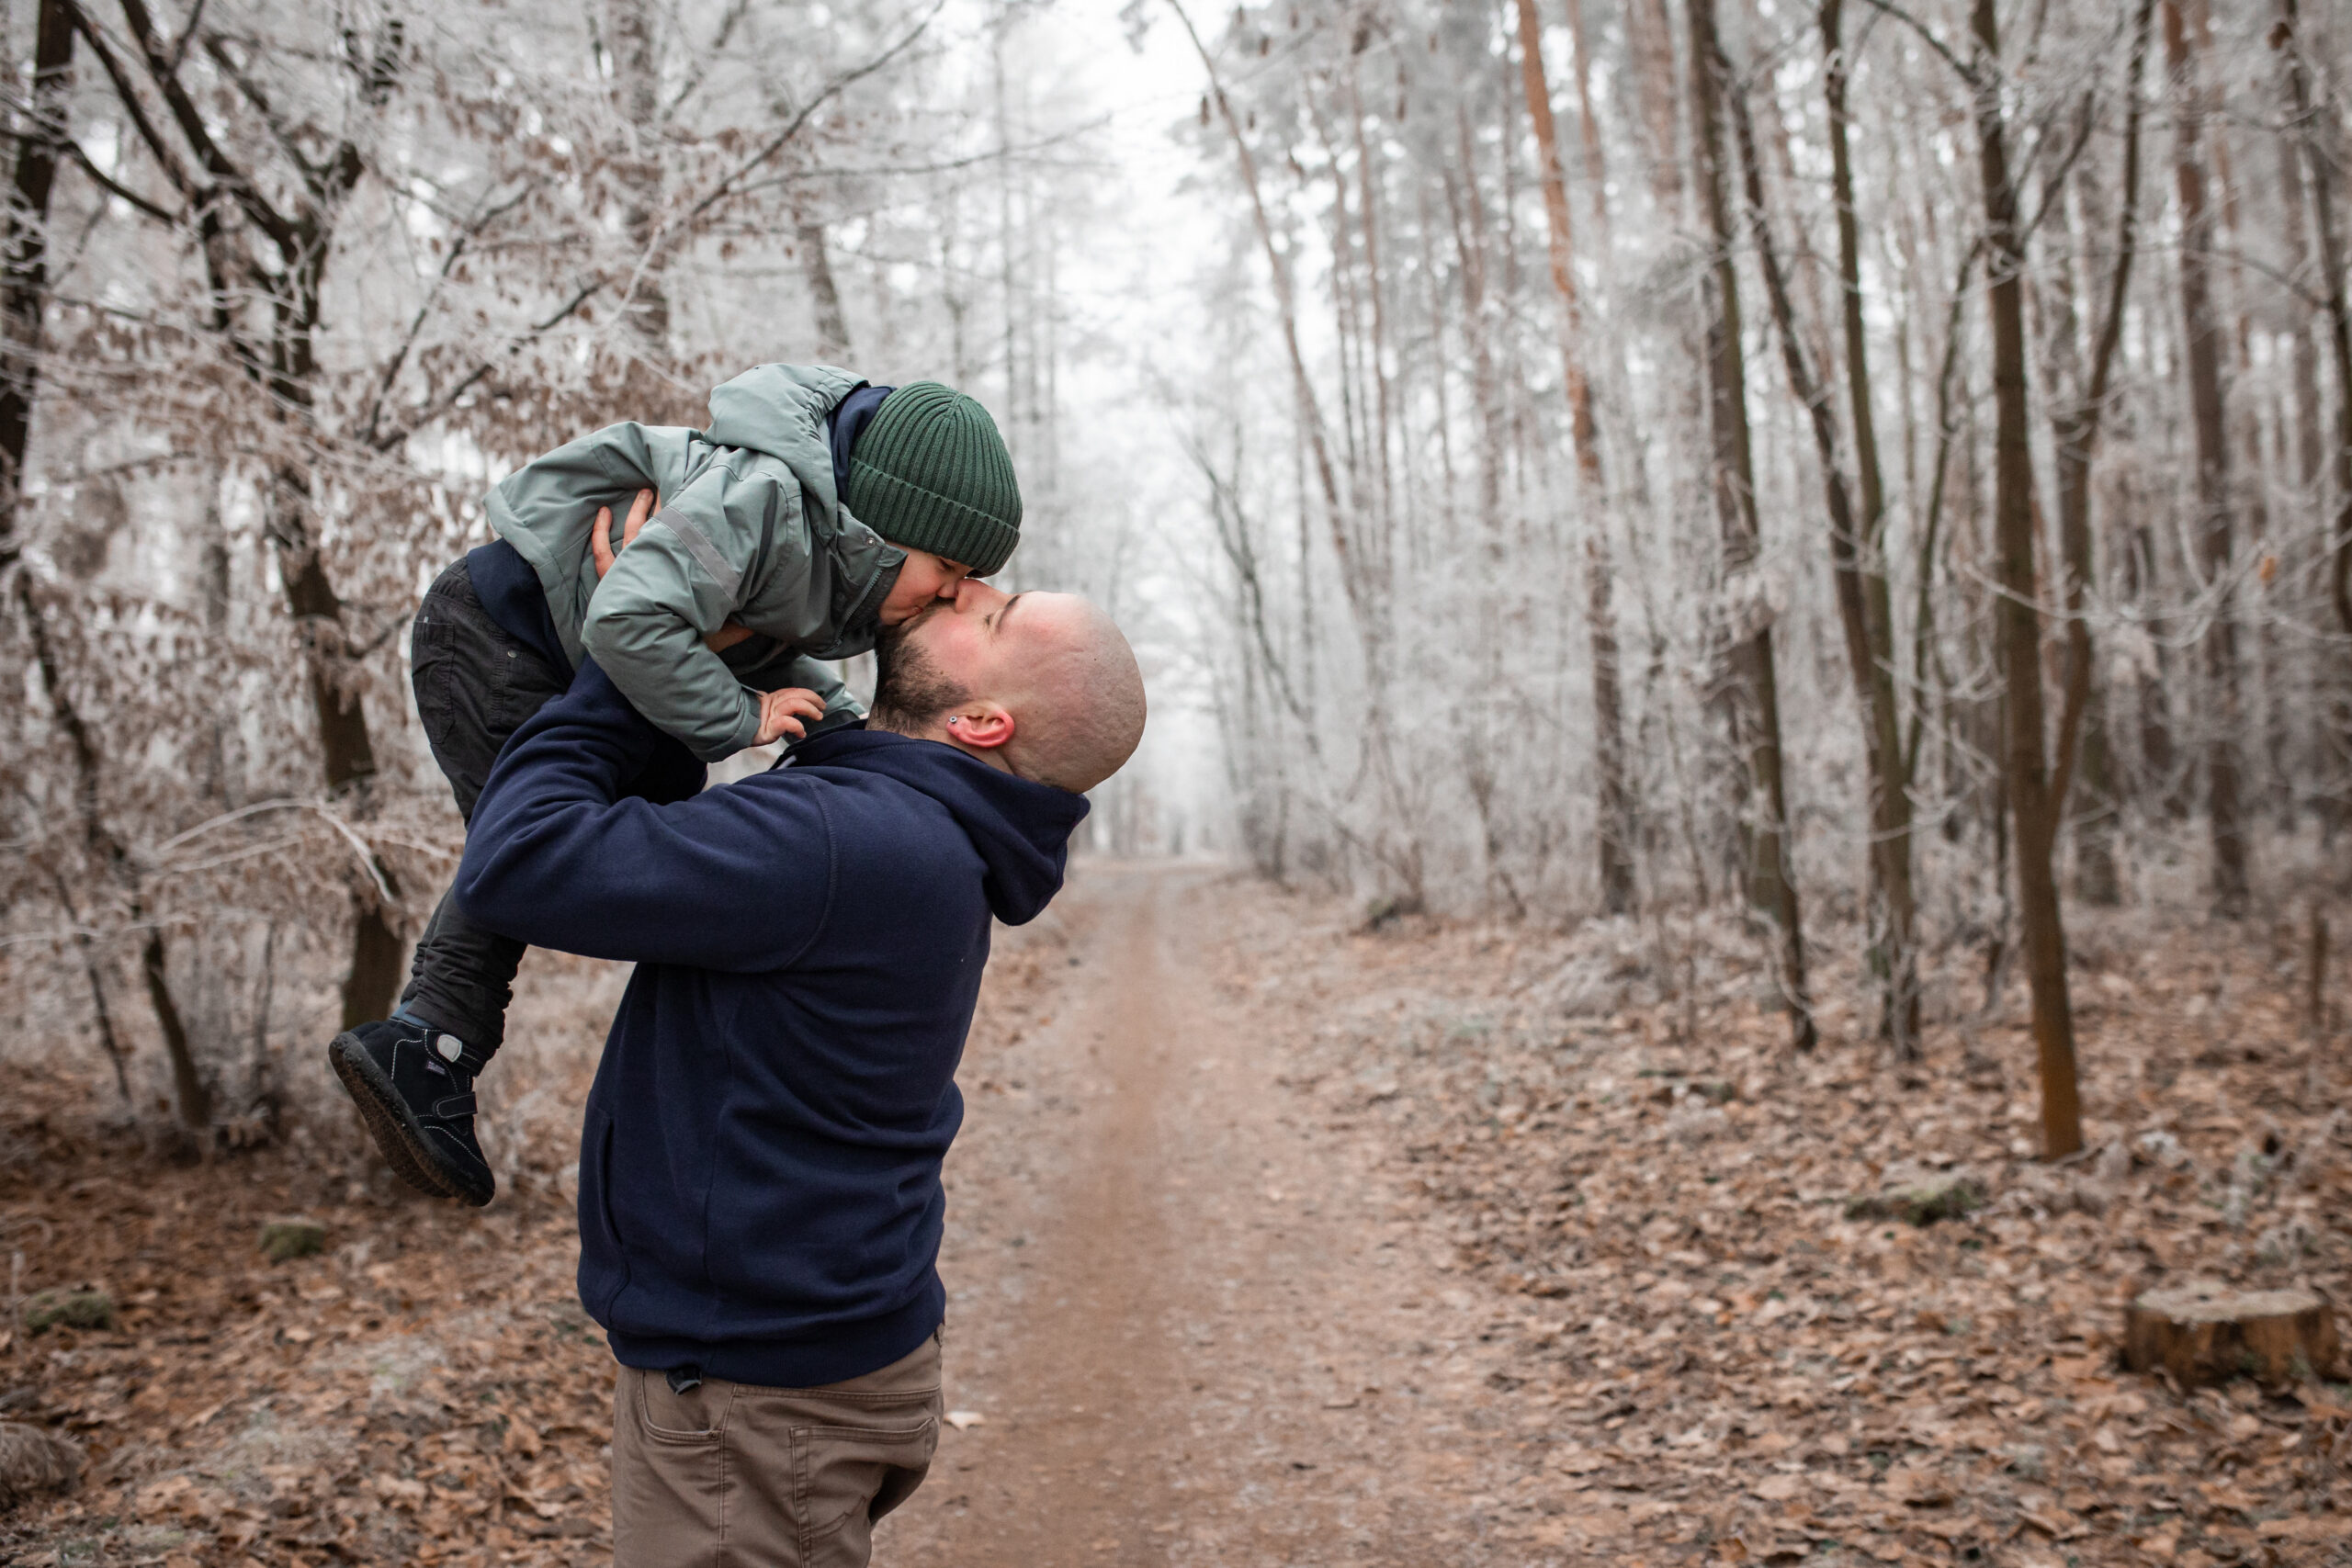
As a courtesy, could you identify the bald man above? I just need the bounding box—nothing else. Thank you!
[450,576,1144,1567]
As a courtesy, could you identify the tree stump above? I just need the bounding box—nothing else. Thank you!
[2123,1280,2342,1387]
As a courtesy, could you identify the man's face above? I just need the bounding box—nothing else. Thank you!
[872,580,1142,789]
[870,579,1078,731]
[872,578,1006,727]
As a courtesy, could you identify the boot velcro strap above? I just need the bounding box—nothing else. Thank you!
[432,1093,479,1120]
[420,1031,490,1077]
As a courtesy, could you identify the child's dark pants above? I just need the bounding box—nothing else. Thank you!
[401,558,571,1052]
[406,555,708,1054]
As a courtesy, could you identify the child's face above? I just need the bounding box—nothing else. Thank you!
[878,549,975,626]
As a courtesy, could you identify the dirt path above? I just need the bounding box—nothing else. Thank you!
[883,865,1514,1566]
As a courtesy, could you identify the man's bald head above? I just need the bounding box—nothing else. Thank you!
[870,582,1146,795]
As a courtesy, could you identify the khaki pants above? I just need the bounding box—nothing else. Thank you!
[610,1330,943,1567]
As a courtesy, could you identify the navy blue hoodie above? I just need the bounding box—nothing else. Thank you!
[455,660,1089,1386]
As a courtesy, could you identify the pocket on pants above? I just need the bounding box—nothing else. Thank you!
[636,1371,730,1445]
[791,1418,937,1565]
[409,604,509,801]
[612,1368,729,1564]
[409,614,463,753]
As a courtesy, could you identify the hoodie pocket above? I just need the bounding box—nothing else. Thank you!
[582,1108,631,1316]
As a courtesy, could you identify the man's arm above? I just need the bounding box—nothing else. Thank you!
[453,660,833,972]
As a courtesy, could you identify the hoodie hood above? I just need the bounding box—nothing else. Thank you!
[791,727,1087,924]
[705,363,865,517]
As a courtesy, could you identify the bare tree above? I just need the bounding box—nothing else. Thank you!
[2048,0,2155,910]
[611,0,673,355]
[1967,0,2085,1157]
[1689,0,1815,1050]
[2164,0,2248,911]
[1511,0,1635,916]
[2275,0,2352,824]
[61,0,412,1030]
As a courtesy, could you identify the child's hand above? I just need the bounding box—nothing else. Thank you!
[591,489,657,578]
[753,687,828,746]
[593,488,752,654]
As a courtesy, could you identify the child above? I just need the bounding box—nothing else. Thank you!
[330,364,1023,1207]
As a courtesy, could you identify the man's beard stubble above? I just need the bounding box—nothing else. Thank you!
[868,613,973,736]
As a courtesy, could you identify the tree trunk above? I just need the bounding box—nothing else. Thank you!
[2,0,205,1125]
[994,28,1023,464]
[2276,0,2352,830]
[1629,0,1685,215]
[1445,130,1506,544]
[2268,15,2323,835]
[1346,65,1396,555]
[797,214,853,360]
[2307,903,2329,1039]
[1562,0,1610,199]
[1972,0,2082,1157]
[2052,0,2155,904]
[0,0,71,547]
[45,867,130,1102]
[259,463,403,1031]
[1734,23,1916,1052]
[1563,3,1643,924]
[2186,0,2289,838]
[2276,119,2324,501]
[611,0,671,354]
[1513,0,1636,916]
[1690,0,1815,1048]
[1821,0,1920,1052]
[19,578,210,1130]
[2164,0,2247,912]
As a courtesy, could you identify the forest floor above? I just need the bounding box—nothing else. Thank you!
[0,863,2348,1566]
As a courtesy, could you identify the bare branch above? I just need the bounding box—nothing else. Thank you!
[664,0,755,119]
[1854,0,1979,85]
[368,276,607,454]
[357,181,539,447]
[666,0,944,239]
[62,0,198,199]
[107,0,298,254]
[200,33,324,189]
[60,136,179,222]
[163,0,210,78]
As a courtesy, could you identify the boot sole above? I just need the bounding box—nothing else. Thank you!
[328,1032,496,1208]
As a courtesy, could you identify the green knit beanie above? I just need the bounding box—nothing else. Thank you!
[844,382,1023,576]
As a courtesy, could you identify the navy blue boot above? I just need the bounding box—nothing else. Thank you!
[328,1018,496,1207]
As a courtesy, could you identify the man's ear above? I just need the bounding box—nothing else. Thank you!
[944,702,1015,750]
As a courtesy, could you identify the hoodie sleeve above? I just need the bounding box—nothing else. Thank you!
[453,660,832,973]
[580,458,801,763]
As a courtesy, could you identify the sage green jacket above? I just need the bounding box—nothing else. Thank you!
[484,364,905,762]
